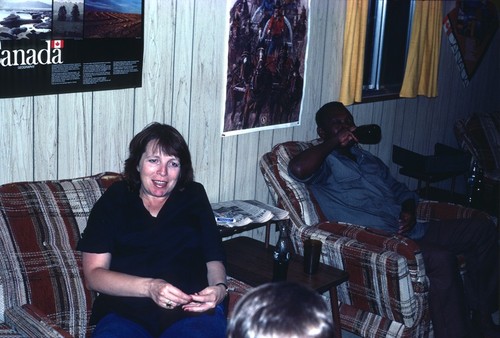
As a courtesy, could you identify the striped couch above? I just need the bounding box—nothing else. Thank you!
[260,141,495,338]
[0,172,249,337]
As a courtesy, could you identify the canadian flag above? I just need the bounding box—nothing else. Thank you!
[51,40,64,49]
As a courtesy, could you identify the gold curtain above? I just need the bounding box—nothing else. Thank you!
[400,0,443,98]
[339,0,369,105]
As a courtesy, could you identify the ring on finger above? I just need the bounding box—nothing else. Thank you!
[165,300,174,309]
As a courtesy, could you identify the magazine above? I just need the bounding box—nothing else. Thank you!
[211,200,289,227]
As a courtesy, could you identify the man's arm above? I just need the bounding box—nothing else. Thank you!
[288,129,355,180]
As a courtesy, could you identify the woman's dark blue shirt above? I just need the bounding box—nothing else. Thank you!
[77,180,225,335]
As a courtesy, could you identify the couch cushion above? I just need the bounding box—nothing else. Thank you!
[0,172,122,337]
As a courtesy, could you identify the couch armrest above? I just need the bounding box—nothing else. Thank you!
[4,305,72,338]
[292,221,429,327]
[295,222,429,327]
[417,200,496,224]
[227,277,252,318]
[313,221,422,265]
[0,323,23,337]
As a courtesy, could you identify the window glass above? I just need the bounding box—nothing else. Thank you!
[363,0,414,101]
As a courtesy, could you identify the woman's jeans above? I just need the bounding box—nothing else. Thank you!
[92,304,227,338]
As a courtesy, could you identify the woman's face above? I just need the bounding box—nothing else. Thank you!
[137,140,181,200]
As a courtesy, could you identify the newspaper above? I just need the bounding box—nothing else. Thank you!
[211,200,289,227]
[242,200,289,221]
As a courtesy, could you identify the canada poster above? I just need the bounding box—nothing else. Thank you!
[0,0,144,98]
[222,0,310,136]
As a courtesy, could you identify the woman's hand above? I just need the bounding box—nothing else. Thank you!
[148,279,193,310]
[181,260,227,312]
[182,284,227,313]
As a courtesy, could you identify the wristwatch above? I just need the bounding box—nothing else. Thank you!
[215,282,229,296]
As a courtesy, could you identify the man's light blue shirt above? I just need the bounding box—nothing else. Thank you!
[293,146,426,239]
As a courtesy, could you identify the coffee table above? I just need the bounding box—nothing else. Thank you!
[223,236,349,338]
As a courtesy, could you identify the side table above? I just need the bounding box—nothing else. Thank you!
[223,236,349,338]
[218,221,273,247]
[214,199,290,247]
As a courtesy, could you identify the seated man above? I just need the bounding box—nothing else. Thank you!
[288,101,499,338]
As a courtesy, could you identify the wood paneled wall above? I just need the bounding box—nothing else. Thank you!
[0,1,499,241]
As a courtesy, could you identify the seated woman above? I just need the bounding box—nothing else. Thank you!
[77,123,228,338]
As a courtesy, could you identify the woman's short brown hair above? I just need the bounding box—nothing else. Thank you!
[123,123,194,191]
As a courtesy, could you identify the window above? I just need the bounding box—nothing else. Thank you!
[362,0,415,101]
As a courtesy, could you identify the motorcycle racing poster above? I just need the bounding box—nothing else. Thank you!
[0,0,144,98]
[222,0,310,136]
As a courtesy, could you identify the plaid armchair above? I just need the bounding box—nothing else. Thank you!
[454,112,499,216]
[259,141,494,338]
[0,172,249,337]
